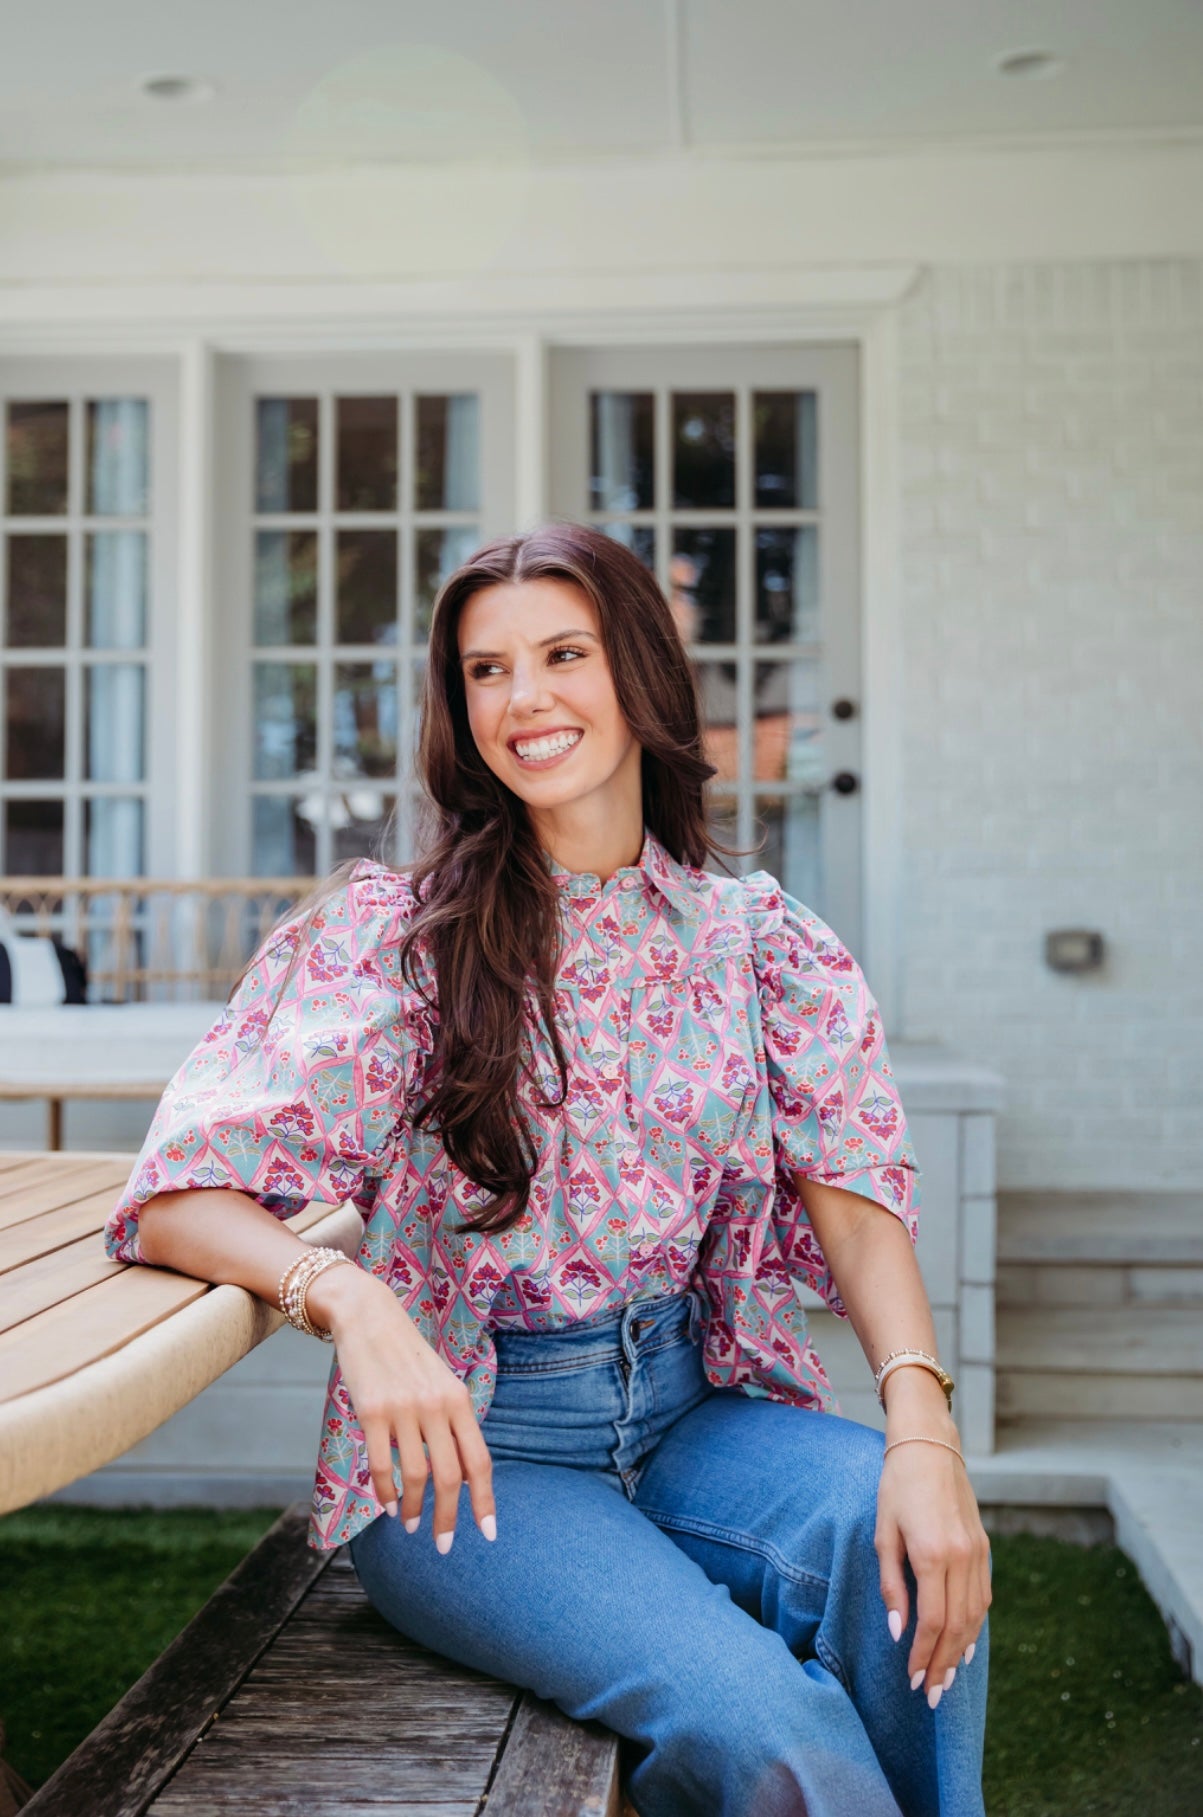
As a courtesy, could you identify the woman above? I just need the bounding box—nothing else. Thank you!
[105,523,991,1817]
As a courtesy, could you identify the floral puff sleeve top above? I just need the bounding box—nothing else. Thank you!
[105,832,920,1551]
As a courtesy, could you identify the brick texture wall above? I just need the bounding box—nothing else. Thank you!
[896,260,1203,1189]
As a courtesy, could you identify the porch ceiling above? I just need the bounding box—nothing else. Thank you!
[1,0,1202,173]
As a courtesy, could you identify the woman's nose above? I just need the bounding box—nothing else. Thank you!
[508,663,554,711]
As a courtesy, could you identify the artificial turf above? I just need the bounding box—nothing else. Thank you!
[0,1509,1200,1810]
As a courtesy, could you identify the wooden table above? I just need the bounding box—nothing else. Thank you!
[0,1149,361,1515]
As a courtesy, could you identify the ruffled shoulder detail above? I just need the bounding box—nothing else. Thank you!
[740,868,920,1288]
[103,860,437,1266]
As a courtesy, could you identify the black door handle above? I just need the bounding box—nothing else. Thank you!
[830,771,859,796]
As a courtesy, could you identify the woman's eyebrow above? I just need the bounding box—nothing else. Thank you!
[460,628,599,662]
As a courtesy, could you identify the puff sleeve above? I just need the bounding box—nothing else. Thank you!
[694,873,921,1414]
[103,861,428,1265]
[748,872,920,1304]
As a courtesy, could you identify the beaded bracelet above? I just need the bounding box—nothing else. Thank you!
[883,1434,966,1465]
[277,1246,353,1341]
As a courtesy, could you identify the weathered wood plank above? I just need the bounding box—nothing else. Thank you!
[151,1542,518,1811]
[151,1745,502,1803]
[484,1693,621,1817]
[153,1801,481,1815]
[20,1505,331,1817]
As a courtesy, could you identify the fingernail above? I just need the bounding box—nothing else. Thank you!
[436,1530,454,1555]
[943,1667,956,1690]
[964,1642,976,1666]
[927,1684,943,1711]
[910,1669,925,1692]
[403,1515,420,1534]
[481,1514,498,1542]
[385,1499,398,1519]
[887,1609,903,1643]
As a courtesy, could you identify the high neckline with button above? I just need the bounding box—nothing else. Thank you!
[542,826,705,924]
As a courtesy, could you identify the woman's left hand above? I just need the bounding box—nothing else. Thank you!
[874,1424,992,1707]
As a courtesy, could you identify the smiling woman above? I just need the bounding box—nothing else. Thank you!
[105,522,991,1817]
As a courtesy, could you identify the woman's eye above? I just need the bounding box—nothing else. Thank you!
[467,647,585,681]
[550,646,586,663]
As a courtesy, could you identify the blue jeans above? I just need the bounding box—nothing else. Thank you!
[350,1287,989,1817]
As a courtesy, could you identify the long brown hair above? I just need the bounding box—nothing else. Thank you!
[238,522,746,1236]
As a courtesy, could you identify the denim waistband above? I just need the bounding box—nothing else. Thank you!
[492,1286,706,1367]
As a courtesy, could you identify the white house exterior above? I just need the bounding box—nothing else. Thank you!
[1,14,1201,1639]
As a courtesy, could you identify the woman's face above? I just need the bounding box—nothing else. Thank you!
[457,576,641,823]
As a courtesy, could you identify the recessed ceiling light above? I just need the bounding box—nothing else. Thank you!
[997,50,1066,80]
[140,75,217,103]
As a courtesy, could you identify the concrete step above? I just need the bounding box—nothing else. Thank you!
[966,1418,1203,1682]
[998,1305,1203,1421]
[997,1191,1203,1266]
[998,1305,1203,1374]
[996,1260,1203,1310]
[998,1372,1203,1420]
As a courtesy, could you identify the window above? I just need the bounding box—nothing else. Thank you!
[1,391,157,878]
[217,356,514,878]
[552,345,862,939]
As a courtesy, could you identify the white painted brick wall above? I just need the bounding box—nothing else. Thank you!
[897,260,1203,1190]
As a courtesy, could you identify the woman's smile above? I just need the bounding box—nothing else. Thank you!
[509,727,584,769]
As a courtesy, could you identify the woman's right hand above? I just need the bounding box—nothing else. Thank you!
[309,1264,497,1554]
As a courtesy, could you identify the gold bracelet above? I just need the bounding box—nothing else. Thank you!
[278,1246,352,1340]
[288,1249,351,1340]
[875,1350,955,1413]
[883,1434,966,1465]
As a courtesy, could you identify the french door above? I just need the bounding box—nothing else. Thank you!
[214,353,515,878]
[550,345,863,943]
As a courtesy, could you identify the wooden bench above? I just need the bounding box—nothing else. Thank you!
[0,1153,632,1816]
[19,1504,622,1817]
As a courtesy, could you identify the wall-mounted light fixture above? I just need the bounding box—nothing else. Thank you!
[140,75,218,103]
[1044,929,1105,974]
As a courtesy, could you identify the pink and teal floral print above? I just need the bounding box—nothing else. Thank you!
[105,829,919,1550]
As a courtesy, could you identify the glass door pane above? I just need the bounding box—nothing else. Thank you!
[225,354,514,878]
[550,344,861,944]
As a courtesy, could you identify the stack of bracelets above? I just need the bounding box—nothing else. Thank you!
[874,1347,965,1465]
[278,1245,354,1341]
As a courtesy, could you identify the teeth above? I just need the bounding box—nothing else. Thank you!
[514,731,581,761]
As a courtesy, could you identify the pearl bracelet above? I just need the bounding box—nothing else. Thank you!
[277,1246,353,1341]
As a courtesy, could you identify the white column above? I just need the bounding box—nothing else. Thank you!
[175,339,216,878]
[513,332,549,531]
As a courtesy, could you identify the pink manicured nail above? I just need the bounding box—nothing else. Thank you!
[910,1669,925,1692]
[927,1684,943,1711]
[943,1667,956,1690]
[887,1609,903,1643]
[481,1514,498,1542]
[403,1514,420,1534]
[436,1530,454,1555]
[964,1642,976,1665]
[385,1499,398,1519]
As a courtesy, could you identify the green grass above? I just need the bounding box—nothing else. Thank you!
[0,1505,283,1789]
[0,1512,1201,1810]
[983,1532,1203,1814]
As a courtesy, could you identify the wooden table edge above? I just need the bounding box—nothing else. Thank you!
[0,1200,362,1516]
